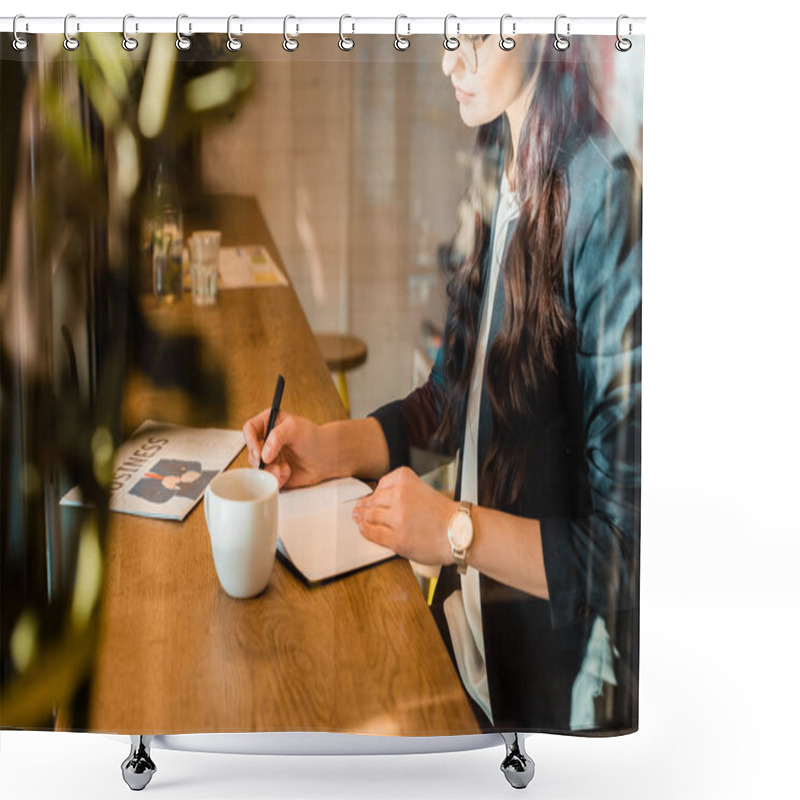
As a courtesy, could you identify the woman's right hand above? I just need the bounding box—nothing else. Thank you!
[242,410,335,489]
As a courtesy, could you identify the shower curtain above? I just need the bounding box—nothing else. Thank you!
[1,27,643,739]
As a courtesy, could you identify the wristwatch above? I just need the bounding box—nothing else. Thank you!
[447,500,474,575]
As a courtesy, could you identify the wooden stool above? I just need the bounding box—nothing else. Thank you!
[315,333,368,417]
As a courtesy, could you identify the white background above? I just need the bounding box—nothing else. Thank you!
[3,1,799,798]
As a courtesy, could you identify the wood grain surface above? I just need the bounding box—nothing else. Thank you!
[87,196,479,735]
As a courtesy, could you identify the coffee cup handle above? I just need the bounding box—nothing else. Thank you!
[204,484,212,529]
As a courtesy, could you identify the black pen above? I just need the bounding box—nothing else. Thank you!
[259,373,285,470]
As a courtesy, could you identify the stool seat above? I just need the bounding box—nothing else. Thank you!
[315,333,368,372]
[314,333,368,418]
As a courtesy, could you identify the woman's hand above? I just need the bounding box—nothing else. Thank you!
[242,410,335,489]
[352,466,457,566]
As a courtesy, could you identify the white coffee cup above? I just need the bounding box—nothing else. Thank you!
[204,469,279,599]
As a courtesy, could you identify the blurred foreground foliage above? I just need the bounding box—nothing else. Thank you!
[1,32,252,728]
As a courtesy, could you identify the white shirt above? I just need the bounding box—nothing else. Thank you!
[443,173,519,724]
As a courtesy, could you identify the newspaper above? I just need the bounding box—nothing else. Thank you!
[60,420,244,521]
[218,245,288,288]
[182,245,288,290]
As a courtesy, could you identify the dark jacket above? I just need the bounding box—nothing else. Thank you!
[370,130,641,734]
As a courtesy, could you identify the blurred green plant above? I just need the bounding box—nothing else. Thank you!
[1,32,252,728]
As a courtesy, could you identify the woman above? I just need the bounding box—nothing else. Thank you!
[244,34,641,734]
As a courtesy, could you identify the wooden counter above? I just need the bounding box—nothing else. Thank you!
[87,196,479,736]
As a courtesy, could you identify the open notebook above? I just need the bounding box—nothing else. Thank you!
[277,477,395,582]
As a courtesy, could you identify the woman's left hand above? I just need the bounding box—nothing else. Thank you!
[352,466,457,567]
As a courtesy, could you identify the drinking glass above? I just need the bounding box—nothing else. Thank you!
[189,230,221,306]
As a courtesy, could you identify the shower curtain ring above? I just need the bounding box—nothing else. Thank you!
[12,15,29,51]
[64,13,80,51]
[227,15,243,51]
[394,15,410,50]
[122,15,138,51]
[553,14,570,51]
[176,14,192,51]
[283,15,299,51]
[499,14,516,50]
[443,14,460,51]
[339,14,355,51]
[615,15,632,51]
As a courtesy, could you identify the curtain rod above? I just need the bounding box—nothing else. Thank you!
[1,16,646,36]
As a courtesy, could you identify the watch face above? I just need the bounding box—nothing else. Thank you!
[448,510,473,550]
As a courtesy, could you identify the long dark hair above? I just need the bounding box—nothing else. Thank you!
[437,36,601,509]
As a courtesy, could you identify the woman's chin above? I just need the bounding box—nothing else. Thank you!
[458,105,485,128]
